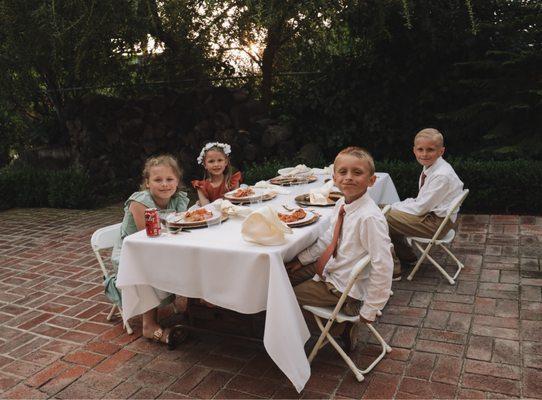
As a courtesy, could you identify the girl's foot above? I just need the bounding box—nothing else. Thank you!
[143,325,189,350]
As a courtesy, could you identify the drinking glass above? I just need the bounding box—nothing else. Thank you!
[158,209,175,230]
[249,190,263,207]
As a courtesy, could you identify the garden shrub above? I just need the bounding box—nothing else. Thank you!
[0,166,49,209]
[47,168,94,209]
[0,165,94,210]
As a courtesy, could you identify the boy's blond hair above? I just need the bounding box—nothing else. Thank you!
[414,128,444,147]
[336,146,375,175]
[140,154,183,192]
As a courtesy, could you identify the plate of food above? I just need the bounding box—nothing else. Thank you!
[167,208,223,228]
[277,208,319,227]
[224,187,270,202]
[294,191,343,207]
[269,175,318,186]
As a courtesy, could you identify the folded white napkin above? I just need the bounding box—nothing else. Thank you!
[211,199,252,217]
[241,206,292,245]
[254,180,290,195]
[280,164,312,176]
[309,179,335,205]
[312,164,334,175]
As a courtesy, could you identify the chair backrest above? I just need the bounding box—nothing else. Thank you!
[431,189,469,242]
[91,223,122,279]
[91,223,122,251]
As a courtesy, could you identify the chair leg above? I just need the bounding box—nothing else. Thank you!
[440,244,464,281]
[124,320,134,335]
[406,241,433,281]
[360,324,392,375]
[311,316,365,382]
[107,304,117,321]
[308,315,335,363]
[309,316,392,383]
[408,241,461,285]
[117,305,133,335]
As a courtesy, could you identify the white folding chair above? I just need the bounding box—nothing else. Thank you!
[303,255,392,382]
[90,223,133,334]
[406,189,469,285]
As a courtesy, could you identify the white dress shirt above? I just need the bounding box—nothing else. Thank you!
[297,192,394,321]
[391,157,464,222]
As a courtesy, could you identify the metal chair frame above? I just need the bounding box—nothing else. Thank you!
[90,223,133,334]
[303,254,393,382]
[405,189,470,285]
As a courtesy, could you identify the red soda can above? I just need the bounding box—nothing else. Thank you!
[144,208,161,237]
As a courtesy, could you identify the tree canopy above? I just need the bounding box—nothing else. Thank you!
[1,0,540,168]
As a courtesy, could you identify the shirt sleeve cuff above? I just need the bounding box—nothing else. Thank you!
[297,250,315,266]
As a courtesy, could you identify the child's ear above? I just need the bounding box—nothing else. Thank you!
[369,174,377,187]
[439,146,446,157]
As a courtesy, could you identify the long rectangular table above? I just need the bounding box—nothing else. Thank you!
[116,172,399,392]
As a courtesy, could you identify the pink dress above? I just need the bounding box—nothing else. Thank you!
[191,171,242,202]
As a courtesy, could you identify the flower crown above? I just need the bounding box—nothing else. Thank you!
[197,142,232,165]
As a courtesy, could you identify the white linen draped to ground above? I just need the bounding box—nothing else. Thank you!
[116,172,399,392]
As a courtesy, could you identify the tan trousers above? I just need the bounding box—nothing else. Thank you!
[385,208,453,274]
[289,263,361,335]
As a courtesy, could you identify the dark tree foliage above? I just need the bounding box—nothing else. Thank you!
[272,0,542,161]
[0,0,540,170]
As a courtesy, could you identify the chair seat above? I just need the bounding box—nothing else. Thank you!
[409,229,455,244]
[303,305,360,323]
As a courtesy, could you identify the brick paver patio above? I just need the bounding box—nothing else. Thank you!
[0,207,541,399]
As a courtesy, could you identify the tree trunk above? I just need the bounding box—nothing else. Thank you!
[261,18,285,111]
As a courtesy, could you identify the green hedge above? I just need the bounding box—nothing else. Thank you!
[244,159,542,215]
[0,166,94,210]
[2,159,541,214]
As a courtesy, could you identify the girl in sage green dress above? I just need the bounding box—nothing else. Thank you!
[113,154,189,348]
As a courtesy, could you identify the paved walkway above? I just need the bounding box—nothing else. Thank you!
[0,207,541,399]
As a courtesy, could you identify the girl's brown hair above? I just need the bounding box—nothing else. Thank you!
[140,154,183,192]
[202,145,235,190]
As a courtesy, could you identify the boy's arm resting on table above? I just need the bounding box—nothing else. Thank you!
[392,175,451,216]
[359,216,394,322]
[296,222,334,266]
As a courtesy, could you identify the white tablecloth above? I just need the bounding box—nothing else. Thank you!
[116,173,399,392]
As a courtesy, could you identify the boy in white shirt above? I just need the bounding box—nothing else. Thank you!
[388,128,464,280]
[286,147,394,352]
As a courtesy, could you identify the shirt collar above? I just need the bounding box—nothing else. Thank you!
[423,156,444,176]
[340,191,371,214]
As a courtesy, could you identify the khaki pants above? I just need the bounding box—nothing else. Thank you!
[385,208,454,274]
[289,263,361,335]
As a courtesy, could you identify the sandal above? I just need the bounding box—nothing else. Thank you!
[151,326,189,350]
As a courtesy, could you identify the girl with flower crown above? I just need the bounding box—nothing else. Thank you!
[191,142,242,205]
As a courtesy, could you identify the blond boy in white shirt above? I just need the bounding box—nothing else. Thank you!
[285,147,394,352]
[388,128,464,280]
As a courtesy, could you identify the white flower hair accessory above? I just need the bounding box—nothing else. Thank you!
[197,142,232,165]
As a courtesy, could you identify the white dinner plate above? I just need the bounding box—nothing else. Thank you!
[278,209,315,226]
[224,187,270,201]
[168,208,221,227]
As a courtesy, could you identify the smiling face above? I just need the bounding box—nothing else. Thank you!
[413,137,445,168]
[204,149,228,178]
[146,165,179,206]
[333,154,376,203]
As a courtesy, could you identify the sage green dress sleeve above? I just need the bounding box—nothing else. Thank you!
[108,190,189,308]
